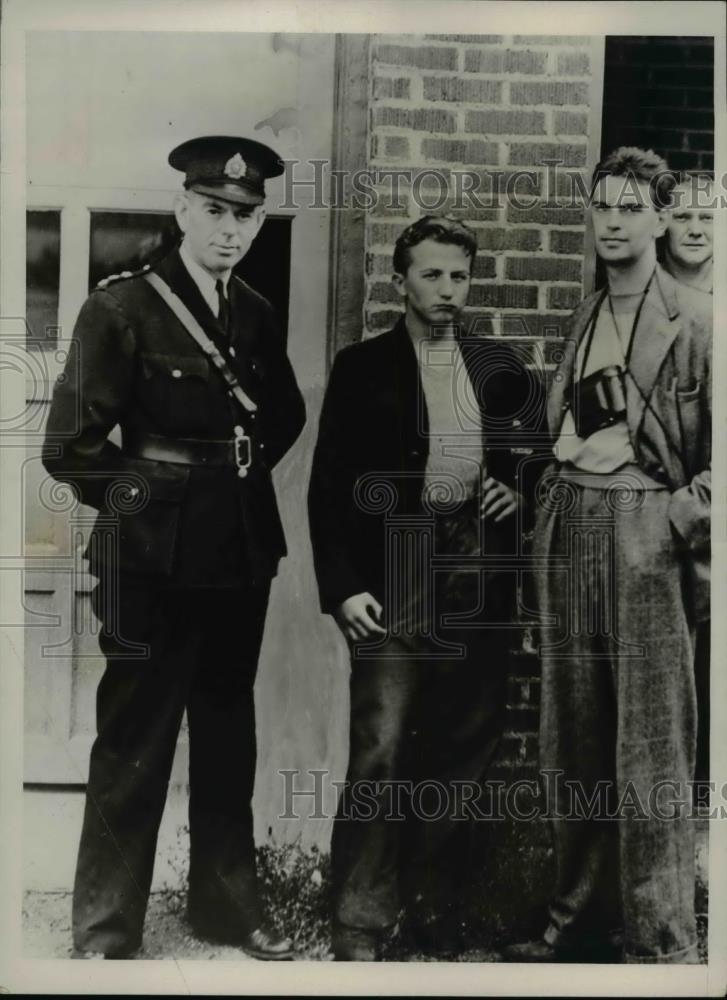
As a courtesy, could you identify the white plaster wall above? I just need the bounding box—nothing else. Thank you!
[24,30,351,890]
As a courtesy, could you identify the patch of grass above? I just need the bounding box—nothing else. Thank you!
[257,839,332,960]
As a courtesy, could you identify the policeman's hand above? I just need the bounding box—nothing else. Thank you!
[480,477,522,523]
[334,593,386,642]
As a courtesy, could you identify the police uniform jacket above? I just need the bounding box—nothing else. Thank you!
[308,317,546,615]
[42,247,306,586]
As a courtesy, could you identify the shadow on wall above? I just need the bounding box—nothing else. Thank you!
[253,384,350,850]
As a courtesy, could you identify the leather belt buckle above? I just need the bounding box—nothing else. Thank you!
[233,425,251,479]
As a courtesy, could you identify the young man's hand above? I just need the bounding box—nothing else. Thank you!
[334,593,386,642]
[480,477,523,523]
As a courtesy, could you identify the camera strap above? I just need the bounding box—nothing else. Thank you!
[579,268,655,380]
[573,268,689,475]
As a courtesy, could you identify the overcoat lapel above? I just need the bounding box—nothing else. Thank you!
[391,319,428,450]
[546,293,602,438]
[545,266,682,441]
[624,266,682,437]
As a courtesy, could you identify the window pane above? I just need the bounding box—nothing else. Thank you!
[88,211,292,340]
[26,210,61,351]
[89,210,176,290]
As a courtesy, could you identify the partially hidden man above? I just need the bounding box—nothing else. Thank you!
[662,173,713,793]
[42,136,305,959]
[505,148,711,964]
[308,216,543,960]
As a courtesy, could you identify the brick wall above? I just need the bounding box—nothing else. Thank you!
[364,33,601,343]
[349,35,712,927]
[362,31,602,786]
[602,36,714,173]
[356,38,606,895]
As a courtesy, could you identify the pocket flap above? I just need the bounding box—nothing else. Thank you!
[141,352,210,380]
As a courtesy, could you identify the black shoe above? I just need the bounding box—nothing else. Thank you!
[189,911,293,960]
[502,937,622,963]
[332,925,383,961]
[238,926,294,961]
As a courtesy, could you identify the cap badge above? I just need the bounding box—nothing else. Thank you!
[224,153,248,179]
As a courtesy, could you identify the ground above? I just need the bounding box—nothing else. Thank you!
[22,894,503,962]
[22,835,708,963]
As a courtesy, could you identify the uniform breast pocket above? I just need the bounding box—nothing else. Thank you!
[139,352,214,432]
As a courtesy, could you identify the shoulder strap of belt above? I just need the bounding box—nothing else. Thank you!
[144,271,257,414]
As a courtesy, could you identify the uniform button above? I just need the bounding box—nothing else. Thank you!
[229,347,236,358]
[172,369,182,378]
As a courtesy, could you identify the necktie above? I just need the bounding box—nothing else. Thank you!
[216,279,231,335]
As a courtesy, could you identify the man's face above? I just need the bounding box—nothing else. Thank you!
[393,239,472,329]
[666,183,714,269]
[174,191,265,276]
[590,175,666,266]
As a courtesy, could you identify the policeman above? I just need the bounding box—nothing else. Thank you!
[42,136,305,959]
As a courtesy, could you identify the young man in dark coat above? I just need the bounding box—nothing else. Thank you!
[505,148,711,964]
[308,215,544,960]
[42,136,305,959]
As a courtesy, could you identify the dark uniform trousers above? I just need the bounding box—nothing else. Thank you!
[73,579,270,956]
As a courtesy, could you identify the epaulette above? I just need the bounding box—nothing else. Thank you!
[95,263,152,290]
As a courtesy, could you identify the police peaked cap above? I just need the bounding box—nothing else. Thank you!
[169,135,285,206]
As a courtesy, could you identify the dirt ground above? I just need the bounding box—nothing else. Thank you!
[22,890,504,963]
[23,828,708,963]
[22,890,706,964]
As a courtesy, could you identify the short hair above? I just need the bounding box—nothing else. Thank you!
[669,171,714,212]
[591,146,675,209]
[393,215,478,275]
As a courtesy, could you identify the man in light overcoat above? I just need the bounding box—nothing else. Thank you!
[506,147,711,964]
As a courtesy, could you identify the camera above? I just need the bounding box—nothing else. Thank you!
[573,365,627,440]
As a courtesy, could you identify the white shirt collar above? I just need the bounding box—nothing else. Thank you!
[179,241,230,318]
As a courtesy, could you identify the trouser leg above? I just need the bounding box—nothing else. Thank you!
[73,581,196,956]
[186,584,270,934]
[331,649,419,934]
[400,628,509,924]
[536,483,698,961]
[694,622,710,788]
[611,490,697,963]
[535,490,622,949]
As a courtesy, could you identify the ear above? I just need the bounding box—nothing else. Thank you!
[173,191,190,234]
[392,272,407,299]
[654,208,668,240]
[251,204,267,237]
